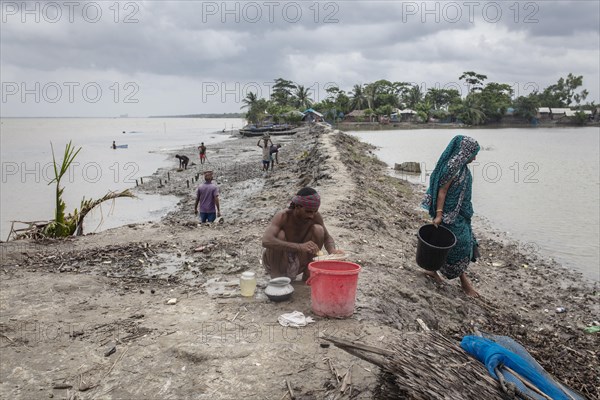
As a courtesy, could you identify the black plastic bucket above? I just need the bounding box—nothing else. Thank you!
[416,224,457,271]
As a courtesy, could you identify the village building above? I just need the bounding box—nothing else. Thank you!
[344,109,369,122]
[302,108,324,123]
[537,107,594,123]
[392,109,418,122]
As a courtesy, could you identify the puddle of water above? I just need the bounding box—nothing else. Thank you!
[144,253,200,283]
[203,277,241,297]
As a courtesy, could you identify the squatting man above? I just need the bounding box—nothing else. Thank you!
[262,187,344,280]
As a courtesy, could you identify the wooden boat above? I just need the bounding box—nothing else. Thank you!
[239,123,300,137]
[239,128,298,137]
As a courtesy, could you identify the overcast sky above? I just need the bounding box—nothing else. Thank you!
[1,0,599,117]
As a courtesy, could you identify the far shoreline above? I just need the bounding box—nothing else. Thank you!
[336,121,600,131]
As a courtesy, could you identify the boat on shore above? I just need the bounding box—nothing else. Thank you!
[239,124,300,137]
[239,128,299,137]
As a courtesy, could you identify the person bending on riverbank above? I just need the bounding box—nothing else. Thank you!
[175,154,189,170]
[198,142,207,164]
[262,187,344,280]
[422,135,481,297]
[194,170,221,223]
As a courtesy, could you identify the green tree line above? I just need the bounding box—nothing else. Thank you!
[242,73,595,126]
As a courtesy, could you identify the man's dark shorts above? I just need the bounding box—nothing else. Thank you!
[200,212,216,223]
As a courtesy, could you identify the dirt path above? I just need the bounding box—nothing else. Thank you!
[1,124,598,400]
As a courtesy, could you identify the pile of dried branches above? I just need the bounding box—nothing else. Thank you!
[323,331,505,400]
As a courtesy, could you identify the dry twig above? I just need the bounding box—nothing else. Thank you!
[285,379,296,399]
[340,364,353,393]
[503,366,554,400]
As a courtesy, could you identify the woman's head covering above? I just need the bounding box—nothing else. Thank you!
[422,135,480,219]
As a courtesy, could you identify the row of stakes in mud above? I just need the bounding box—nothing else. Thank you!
[135,171,201,189]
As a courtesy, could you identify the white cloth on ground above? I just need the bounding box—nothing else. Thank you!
[278,311,315,328]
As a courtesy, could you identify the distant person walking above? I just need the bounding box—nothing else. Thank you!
[269,144,282,170]
[257,138,272,172]
[194,170,221,223]
[422,135,481,297]
[198,142,207,164]
[111,141,117,149]
[257,134,273,149]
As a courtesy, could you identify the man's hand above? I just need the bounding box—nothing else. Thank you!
[194,209,198,215]
[217,211,221,217]
[297,241,320,255]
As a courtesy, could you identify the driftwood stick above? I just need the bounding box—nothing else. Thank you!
[285,379,296,399]
[102,346,129,380]
[334,345,387,369]
[321,334,393,357]
[1,333,15,343]
[52,383,73,389]
[503,366,553,400]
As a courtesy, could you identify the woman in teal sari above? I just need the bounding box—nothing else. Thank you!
[422,135,481,297]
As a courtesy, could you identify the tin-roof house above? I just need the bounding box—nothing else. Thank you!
[302,108,324,123]
[395,109,418,122]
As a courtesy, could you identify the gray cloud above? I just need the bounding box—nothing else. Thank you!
[1,0,598,116]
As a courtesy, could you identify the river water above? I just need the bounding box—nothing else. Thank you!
[0,117,244,240]
[352,127,600,281]
[2,120,598,280]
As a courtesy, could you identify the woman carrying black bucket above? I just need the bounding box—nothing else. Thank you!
[422,135,481,297]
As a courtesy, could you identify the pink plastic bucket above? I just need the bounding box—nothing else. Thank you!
[306,261,362,318]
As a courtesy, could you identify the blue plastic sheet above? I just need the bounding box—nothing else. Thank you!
[461,335,584,400]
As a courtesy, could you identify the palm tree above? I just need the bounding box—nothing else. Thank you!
[404,85,423,109]
[350,84,367,110]
[241,92,258,109]
[364,83,377,110]
[294,85,313,109]
[458,95,486,125]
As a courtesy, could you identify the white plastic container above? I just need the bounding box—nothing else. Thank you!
[240,271,257,297]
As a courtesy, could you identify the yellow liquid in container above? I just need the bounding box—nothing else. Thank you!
[240,271,257,297]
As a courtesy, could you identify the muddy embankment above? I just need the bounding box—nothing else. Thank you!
[0,124,598,399]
